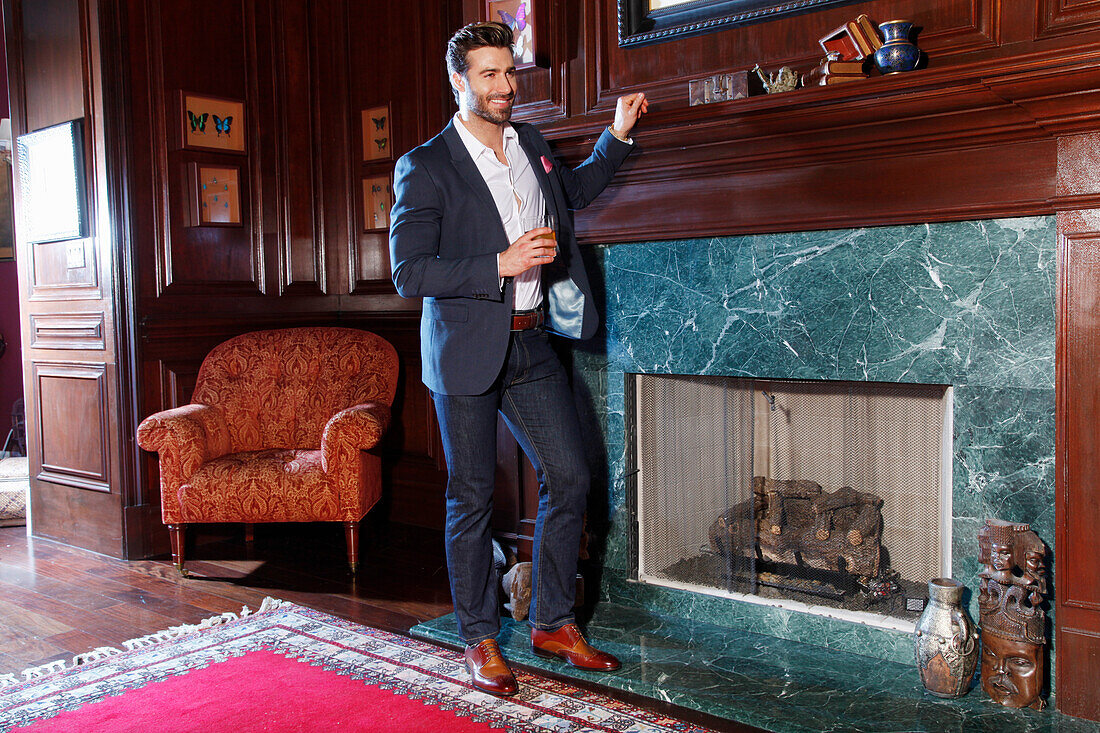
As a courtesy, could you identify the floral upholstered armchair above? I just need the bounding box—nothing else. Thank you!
[136,327,399,575]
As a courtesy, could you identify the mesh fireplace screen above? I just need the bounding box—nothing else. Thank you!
[635,374,949,620]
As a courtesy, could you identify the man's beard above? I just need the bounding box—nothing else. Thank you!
[468,89,514,124]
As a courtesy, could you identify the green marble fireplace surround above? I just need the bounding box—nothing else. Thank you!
[413,217,1078,729]
[575,216,1056,666]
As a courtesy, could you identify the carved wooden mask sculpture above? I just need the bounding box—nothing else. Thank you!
[977,518,1048,710]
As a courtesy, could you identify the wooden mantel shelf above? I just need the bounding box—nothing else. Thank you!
[538,45,1100,243]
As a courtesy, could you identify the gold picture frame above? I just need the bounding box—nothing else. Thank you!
[363,174,393,232]
[189,163,242,227]
[361,104,391,162]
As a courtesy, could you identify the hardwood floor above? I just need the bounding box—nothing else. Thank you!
[0,520,453,674]
[0,520,761,732]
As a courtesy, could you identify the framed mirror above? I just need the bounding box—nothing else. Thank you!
[618,0,858,47]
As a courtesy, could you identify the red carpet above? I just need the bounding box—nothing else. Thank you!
[18,649,499,733]
[0,600,717,733]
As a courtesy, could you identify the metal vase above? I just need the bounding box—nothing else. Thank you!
[914,578,979,697]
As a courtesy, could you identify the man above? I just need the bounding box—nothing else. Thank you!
[390,21,646,697]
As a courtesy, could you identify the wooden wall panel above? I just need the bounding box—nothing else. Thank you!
[18,0,85,132]
[589,0,1000,117]
[5,0,128,558]
[33,361,110,491]
[346,1,452,294]
[29,240,99,297]
[154,2,262,295]
[265,0,326,295]
[29,312,105,350]
[1039,0,1100,39]
[1057,192,1100,721]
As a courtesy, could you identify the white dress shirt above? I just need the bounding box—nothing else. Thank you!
[453,113,545,311]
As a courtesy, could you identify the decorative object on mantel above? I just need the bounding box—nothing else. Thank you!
[688,72,748,105]
[914,578,979,698]
[977,518,1048,710]
[802,53,869,87]
[818,14,882,61]
[873,20,922,75]
[752,65,799,94]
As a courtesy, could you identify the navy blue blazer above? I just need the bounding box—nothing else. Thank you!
[390,121,634,395]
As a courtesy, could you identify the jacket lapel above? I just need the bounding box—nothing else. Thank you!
[517,127,564,219]
[442,120,501,231]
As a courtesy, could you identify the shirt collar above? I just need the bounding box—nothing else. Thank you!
[453,113,518,162]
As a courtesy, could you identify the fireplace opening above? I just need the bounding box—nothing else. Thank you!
[629,374,951,626]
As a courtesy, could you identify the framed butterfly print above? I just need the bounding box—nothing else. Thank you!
[486,0,534,68]
[181,93,246,154]
[361,104,391,162]
[362,174,393,231]
[188,163,242,226]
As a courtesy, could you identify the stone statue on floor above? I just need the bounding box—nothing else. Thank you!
[977,518,1048,710]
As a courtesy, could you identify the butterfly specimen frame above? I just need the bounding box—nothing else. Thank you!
[361,104,391,162]
[182,93,246,154]
[188,163,242,226]
[362,174,393,232]
[486,0,534,68]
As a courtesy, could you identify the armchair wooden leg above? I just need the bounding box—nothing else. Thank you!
[244,523,255,544]
[167,524,188,576]
[343,520,360,574]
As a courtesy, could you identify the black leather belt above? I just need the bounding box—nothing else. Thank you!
[511,308,545,331]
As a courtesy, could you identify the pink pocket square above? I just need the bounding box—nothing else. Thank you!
[540,155,553,174]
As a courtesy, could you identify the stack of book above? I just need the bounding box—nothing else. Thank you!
[802,55,869,87]
[802,13,883,87]
[819,13,883,61]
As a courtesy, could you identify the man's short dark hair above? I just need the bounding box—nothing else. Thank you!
[446,21,514,78]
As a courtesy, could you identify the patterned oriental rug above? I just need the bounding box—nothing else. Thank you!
[0,599,717,733]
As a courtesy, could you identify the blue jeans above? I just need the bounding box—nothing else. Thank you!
[431,328,589,645]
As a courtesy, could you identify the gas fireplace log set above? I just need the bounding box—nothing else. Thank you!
[709,477,890,598]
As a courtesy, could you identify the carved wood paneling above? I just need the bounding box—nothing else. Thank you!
[29,312,106,349]
[1038,0,1100,39]
[1057,202,1100,721]
[268,0,326,295]
[19,0,85,132]
[584,0,999,121]
[142,1,264,297]
[32,361,111,492]
[28,240,100,300]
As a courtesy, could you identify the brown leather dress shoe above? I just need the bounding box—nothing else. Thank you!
[464,639,518,696]
[531,623,621,671]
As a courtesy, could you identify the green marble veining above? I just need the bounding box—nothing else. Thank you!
[412,603,1094,733]
[566,217,1057,665]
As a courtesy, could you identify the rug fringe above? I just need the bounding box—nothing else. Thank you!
[0,596,286,690]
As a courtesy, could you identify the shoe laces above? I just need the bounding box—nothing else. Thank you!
[479,640,504,662]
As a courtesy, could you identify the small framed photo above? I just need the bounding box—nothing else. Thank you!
[361,104,391,162]
[16,119,87,244]
[486,0,534,68]
[181,93,246,153]
[363,174,392,231]
[189,163,242,226]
